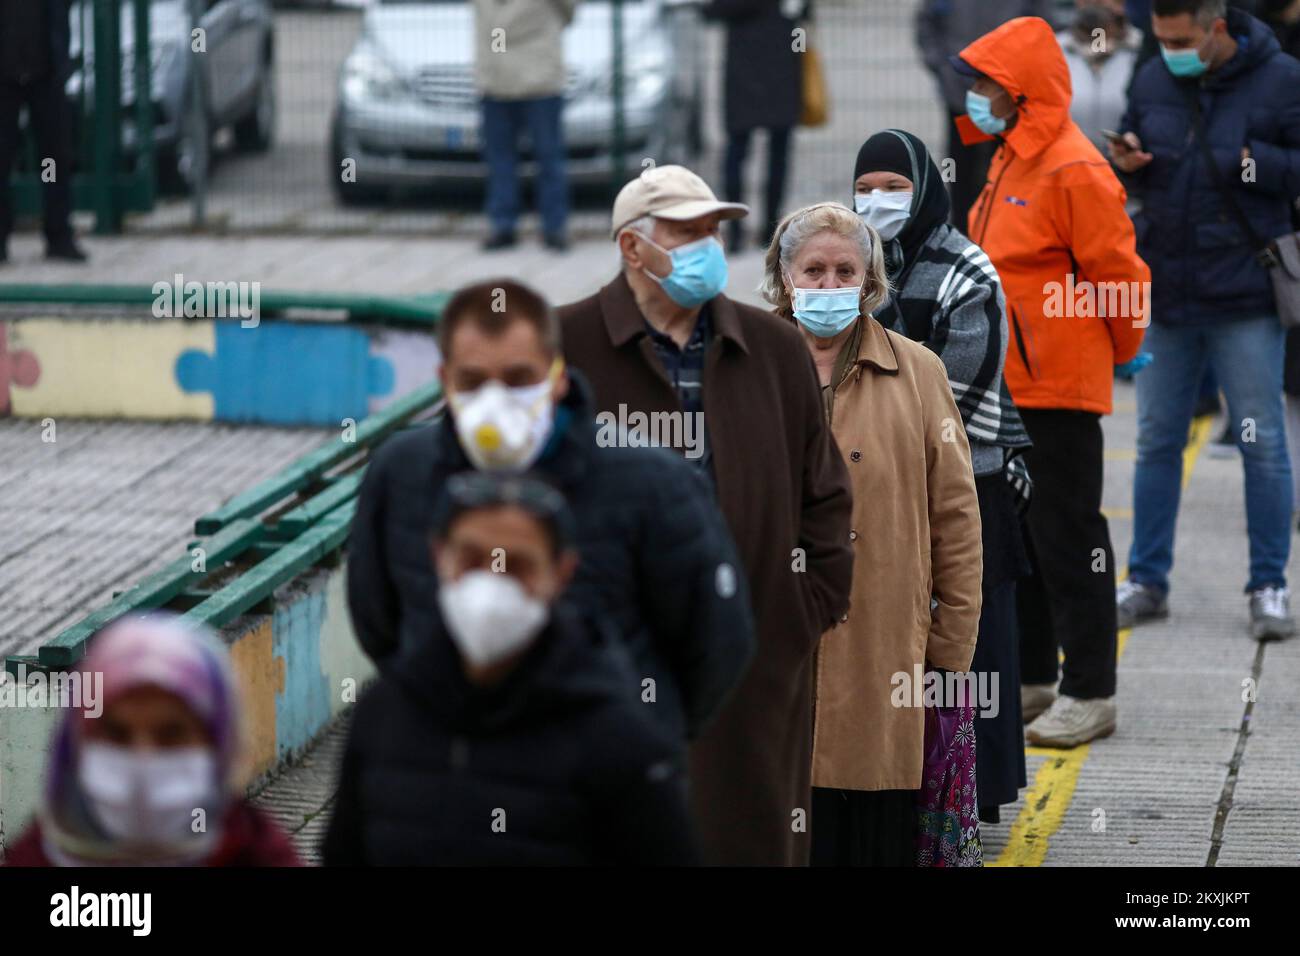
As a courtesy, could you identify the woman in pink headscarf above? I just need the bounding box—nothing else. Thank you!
[4,613,300,867]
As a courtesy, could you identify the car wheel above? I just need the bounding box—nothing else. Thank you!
[159,99,210,195]
[234,57,275,152]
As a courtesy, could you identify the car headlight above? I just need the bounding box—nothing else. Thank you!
[576,49,669,103]
[341,44,409,102]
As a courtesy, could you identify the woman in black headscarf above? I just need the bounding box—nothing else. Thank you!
[853,128,1033,826]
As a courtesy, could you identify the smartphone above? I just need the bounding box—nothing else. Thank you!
[1101,129,1131,150]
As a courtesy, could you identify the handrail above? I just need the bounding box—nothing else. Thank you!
[194,381,443,534]
[184,501,357,629]
[25,517,265,671]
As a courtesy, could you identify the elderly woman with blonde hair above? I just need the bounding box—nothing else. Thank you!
[761,201,984,866]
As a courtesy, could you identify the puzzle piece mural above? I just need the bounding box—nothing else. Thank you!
[4,318,212,420]
[175,321,397,425]
[367,328,443,415]
[0,324,41,414]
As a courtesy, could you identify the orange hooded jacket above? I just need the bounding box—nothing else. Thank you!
[960,17,1149,415]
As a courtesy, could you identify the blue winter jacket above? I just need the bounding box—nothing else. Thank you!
[1121,8,1300,325]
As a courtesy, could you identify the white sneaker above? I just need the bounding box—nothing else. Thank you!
[1026,694,1116,748]
[1249,586,1296,641]
[1021,683,1057,723]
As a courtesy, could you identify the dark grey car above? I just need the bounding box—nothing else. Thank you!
[69,0,277,192]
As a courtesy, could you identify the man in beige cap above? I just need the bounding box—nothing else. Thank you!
[557,165,855,866]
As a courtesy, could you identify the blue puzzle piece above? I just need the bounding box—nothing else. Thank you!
[175,322,396,426]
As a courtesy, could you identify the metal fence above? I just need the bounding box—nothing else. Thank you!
[13,0,1078,238]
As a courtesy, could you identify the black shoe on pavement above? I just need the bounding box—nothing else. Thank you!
[542,233,569,252]
[481,231,517,251]
[45,239,88,262]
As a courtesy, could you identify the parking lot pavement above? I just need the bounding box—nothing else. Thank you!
[258,379,1300,867]
[0,232,776,309]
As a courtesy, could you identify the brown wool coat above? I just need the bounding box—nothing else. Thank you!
[558,274,854,866]
[813,316,983,793]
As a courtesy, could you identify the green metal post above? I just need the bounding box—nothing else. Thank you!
[611,0,627,190]
[133,0,155,207]
[92,0,123,233]
[189,0,207,227]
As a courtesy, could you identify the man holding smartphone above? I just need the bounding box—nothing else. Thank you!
[1111,0,1300,639]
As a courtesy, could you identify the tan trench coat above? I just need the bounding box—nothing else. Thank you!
[812,316,984,793]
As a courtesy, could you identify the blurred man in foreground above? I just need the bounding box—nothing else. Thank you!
[325,473,697,865]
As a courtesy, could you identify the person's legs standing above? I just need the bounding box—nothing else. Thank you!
[25,75,74,249]
[1208,317,1293,594]
[0,79,27,257]
[723,128,750,251]
[1017,525,1060,687]
[481,97,521,242]
[1020,409,1118,702]
[761,125,792,249]
[1127,321,1207,595]
[526,95,568,243]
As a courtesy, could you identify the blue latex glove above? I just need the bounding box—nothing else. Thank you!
[1115,352,1153,378]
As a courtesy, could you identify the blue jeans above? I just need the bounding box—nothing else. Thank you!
[1129,318,1293,594]
[481,96,568,237]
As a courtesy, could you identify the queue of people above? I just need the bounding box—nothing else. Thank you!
[8,1,1299,870]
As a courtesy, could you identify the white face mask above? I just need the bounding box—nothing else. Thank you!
[78,741,218,846]
[854,189,913,242]
[448,376,555,472]
[437,570,549,668]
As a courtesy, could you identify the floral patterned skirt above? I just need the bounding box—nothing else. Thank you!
[916,686,983,867]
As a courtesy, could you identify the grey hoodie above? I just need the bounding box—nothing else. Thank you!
[915,0,1056,113]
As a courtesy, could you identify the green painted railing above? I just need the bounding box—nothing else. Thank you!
[0,284,449,328]
[182,501,358,630]
[5,380,444,678]
[195,380,442,534]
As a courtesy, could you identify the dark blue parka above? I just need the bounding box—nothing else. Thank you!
[1121,8,1300,325]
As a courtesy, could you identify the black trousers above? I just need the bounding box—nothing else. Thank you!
[810,787,916,867]
[0,73,74,246]
[1017,408,1119,699]
[946,110,997,235]
[723,125,791,250]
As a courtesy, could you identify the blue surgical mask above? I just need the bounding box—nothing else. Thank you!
[1160,42,1209,78]
[966,89,1008,136]
[788,276,863,339]
[642,235,729,308]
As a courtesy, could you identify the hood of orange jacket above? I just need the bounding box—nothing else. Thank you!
[958,16,1073,162]
[959,17,1150,416]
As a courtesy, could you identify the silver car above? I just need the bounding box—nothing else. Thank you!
[329,0,703,203]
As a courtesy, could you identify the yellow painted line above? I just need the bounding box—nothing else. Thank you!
[1102,507,1134,519]
[993,414,1215,866]
[1105,448,1136,461]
